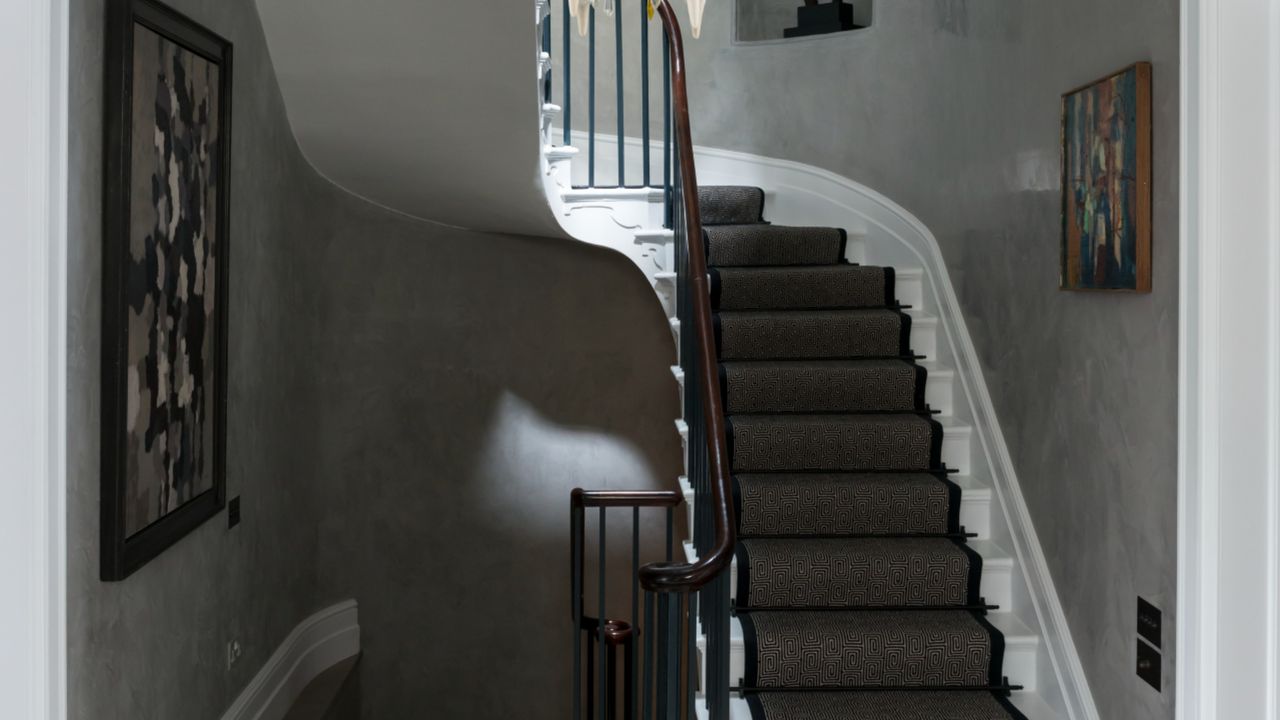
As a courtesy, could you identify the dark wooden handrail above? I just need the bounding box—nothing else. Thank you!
[637,0,735,594]
[571,488,684,509]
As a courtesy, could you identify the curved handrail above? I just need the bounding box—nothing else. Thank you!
[637,0,735,594]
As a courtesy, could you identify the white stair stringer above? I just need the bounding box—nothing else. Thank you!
[537,130,1098,720]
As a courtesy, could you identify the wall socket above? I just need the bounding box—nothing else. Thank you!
[1137,597,1162,648]
[226,639,243,670]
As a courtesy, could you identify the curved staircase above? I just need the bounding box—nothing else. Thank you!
[695,185,1028,720]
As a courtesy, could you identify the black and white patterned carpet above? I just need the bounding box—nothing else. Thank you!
[701,186,1028,720]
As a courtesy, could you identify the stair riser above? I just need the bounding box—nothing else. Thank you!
[942,426,971,474]
[925,369,954,416]
[909,316,937,359]
[894,270,924,310]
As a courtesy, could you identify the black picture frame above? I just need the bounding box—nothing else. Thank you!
[101,0,233,581]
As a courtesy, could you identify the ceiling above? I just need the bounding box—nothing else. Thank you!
[254,0,561,236]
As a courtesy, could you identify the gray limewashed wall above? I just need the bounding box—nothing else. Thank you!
[68,0,679,717]
[670,1,1179,718]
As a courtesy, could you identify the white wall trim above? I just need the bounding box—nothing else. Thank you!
[1178,0,1280,718]
[0,0,69,717]
[220,600,361,720]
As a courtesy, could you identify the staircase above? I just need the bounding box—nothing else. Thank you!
[541,1,1087,718]
[684,185,1032,719]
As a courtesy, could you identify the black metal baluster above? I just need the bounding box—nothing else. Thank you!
[631,508,640,720]
[573,498,584,720]
[721,571,732,717]
[662,29,671,226]
[641,0,651,186]
[543,15,553,103]
[666,507,674,562]
[589,5,597,186]
[563,0,572,146]
[656,593,669,715]
[615,0,624,186]
[598,507,607,720]
[643,591,654,720]
[687,591,697,720]
[665,593,682,719]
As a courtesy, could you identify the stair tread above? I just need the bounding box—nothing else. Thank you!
[744,690,1030,720]
[717,309,911,360]
[700,186,766,226]
[729,414,941,473]
[732,472,958,536]
[722,359,924,414]
[712,265,894,310]
[706,224,846,267]
[695,691,1051,720]
[739,609,1004,689]
[737,537,981,609]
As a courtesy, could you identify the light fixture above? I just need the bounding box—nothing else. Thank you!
[686,0,705,38]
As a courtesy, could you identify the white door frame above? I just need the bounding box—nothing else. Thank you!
[1178,0,1280,718]
[0,0,69,718]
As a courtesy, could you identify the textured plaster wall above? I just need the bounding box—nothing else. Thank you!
[667,1,1179,718]
[68,0,324,716]
[68,0,680,717]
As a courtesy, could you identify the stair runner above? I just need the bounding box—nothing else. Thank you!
[699,186,1028,720]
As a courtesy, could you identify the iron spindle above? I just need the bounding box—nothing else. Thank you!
[563,0,571,145]
[631,508,640,720]
[615,0,624,186]
[641,0,651,185]
[589,5,597,186]
[598,507,607,720]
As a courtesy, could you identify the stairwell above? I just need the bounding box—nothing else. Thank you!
[540,2,1090,718]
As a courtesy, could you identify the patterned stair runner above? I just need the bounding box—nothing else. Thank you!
[699,185,1028,720]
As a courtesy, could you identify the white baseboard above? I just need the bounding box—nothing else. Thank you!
[220,600,361,720]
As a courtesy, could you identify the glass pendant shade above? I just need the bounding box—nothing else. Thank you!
[686,0,705,38]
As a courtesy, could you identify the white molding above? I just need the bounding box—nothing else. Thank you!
[549,131,1098,719]
[220,600,361,720]
[1178,0,1280,718]
[0,0,68,717]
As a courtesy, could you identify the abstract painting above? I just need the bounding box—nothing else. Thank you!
[1061,62,1152,292]
[102,0,233,580]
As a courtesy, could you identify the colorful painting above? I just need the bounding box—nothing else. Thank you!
[1061,62,1152,292]
[102,0,233,580]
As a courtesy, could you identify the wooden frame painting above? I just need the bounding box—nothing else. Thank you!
[101,0,233,580]
[1061,62,1152,292]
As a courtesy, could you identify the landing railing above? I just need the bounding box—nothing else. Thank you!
[553,2,735,719]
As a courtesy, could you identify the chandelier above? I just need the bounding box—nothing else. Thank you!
[569,0,707,39]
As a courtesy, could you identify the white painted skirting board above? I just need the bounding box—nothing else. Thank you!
[546,129,1100,720]
[221,600,361,720]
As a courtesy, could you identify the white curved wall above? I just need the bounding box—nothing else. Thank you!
[254,0,562,235]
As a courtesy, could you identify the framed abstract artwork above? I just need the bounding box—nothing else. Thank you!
[101,0,233,580]
[1060,62,1152,292]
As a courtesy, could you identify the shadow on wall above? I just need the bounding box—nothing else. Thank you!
[297,210,684,719]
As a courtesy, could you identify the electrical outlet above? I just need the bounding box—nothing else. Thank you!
[1137,597,1162,649]
[1137,637,1161,691]
[226,639,243,670]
